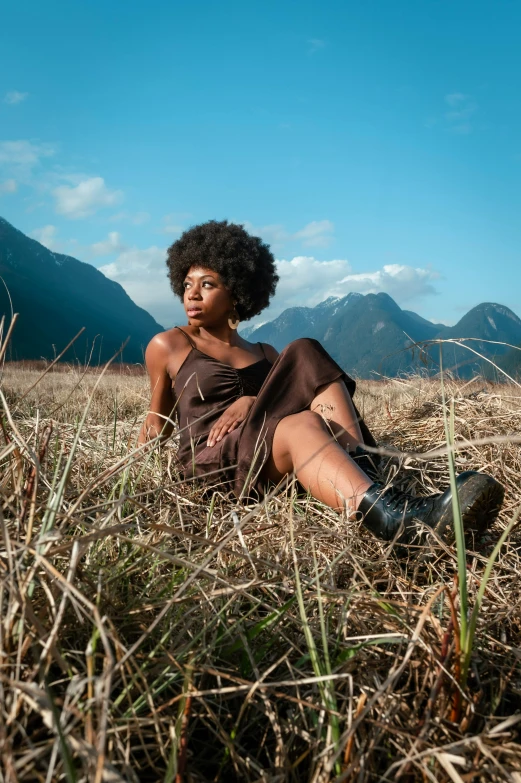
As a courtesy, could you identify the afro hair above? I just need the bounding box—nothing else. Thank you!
[166,220,279,321]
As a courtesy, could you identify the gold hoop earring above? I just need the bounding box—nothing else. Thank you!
[228,309,240,330]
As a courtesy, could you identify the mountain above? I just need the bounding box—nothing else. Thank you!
[245,294,521,379]
[243,293,364,349]
[403,310,445,331]
[246,292,440,377]
[320,292,440,377]
[0,216,164,363]
[434,303,521,378]
[498,342,521,379]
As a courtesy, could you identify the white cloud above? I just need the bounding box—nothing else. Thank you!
[31,225,126,259]
[90,231,126,257]
[95,241,439,332]
[242,219,334,250]
[0,139,57,195]
[98,244,181,327]
[31,224,59,250]
[293,219,334,247]
[30,224,82,255]
[162,212,193,235]
[101,246,167,279]
[163,222,185,235]
[275,256,353,305]
[109,210,150,225]
[242,221,290,248]
[156,218,335,251]
[4,91,28,105]
[0,179,17,194]
[0,139,55,167]
[246,257,440,328]
[53,176,123,219]
[337,263,439,299]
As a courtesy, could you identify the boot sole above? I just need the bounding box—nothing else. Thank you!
[433,471,505,541]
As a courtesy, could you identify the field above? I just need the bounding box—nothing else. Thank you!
[1,360,521,782]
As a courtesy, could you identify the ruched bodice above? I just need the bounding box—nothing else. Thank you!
[174,343,272,468]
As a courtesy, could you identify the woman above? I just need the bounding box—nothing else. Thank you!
[139,220,504,547]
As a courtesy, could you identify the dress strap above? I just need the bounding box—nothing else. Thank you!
[257,342,267,359]
[175,326,197,348]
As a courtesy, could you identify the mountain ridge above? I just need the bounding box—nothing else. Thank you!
[0,216,164,363]
[2,215,520,377]
[244,294,521,379]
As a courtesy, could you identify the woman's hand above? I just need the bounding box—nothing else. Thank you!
[207,396,256,448]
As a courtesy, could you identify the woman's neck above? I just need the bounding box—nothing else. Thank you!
[195,324,242,348]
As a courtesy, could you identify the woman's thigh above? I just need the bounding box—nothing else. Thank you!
[262,410,328,483]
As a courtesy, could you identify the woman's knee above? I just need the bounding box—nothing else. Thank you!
[276,409,326,441]
[269,410,327,477]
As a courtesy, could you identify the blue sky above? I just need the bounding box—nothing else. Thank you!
[1,0,520,328]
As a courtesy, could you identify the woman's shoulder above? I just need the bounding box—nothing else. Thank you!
[145,326,194,366]
[147,325,194,348]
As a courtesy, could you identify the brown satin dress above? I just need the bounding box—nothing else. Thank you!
[172,328,376,499]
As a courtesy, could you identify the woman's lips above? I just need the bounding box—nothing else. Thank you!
[187,308,203,317]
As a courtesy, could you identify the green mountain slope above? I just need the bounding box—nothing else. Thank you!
[246,294,364,349]
[498,343,521,379]
[432,303,521,378]
[248,291,440,377]
[247,293,521,379]
[0,216,164,363]
[320,292,439,377]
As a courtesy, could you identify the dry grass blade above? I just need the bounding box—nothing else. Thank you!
[1,361,520,781]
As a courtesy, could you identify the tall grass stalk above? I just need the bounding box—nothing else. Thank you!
[461,506,521,684]
[289,497,341,774]
[439,355,468,647]
[1,349,520,781]
[439,344,517,691]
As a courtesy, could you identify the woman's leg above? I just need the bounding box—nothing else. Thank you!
[263,410,372,513]
[311,380,366,451]
[263,409,504,543]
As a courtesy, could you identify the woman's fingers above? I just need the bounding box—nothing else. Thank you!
[208,416,243,446]
[216,418,240,438]
[207,398,255,445]
[207,426,224,447]
[208,418,233,446]
[226,417,242,433]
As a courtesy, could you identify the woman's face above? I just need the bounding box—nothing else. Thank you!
[183,265,235,327]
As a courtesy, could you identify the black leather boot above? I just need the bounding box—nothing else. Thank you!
[358,470,504,546]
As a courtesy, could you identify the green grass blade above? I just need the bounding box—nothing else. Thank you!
[462,506,521,684]
[439,346,468,647]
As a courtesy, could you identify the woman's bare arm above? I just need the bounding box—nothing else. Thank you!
[138,334,177,445]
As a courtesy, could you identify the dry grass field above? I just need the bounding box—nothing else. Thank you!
[1,358,521,782]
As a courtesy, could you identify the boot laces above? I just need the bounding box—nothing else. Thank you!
[383,487,438,514]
